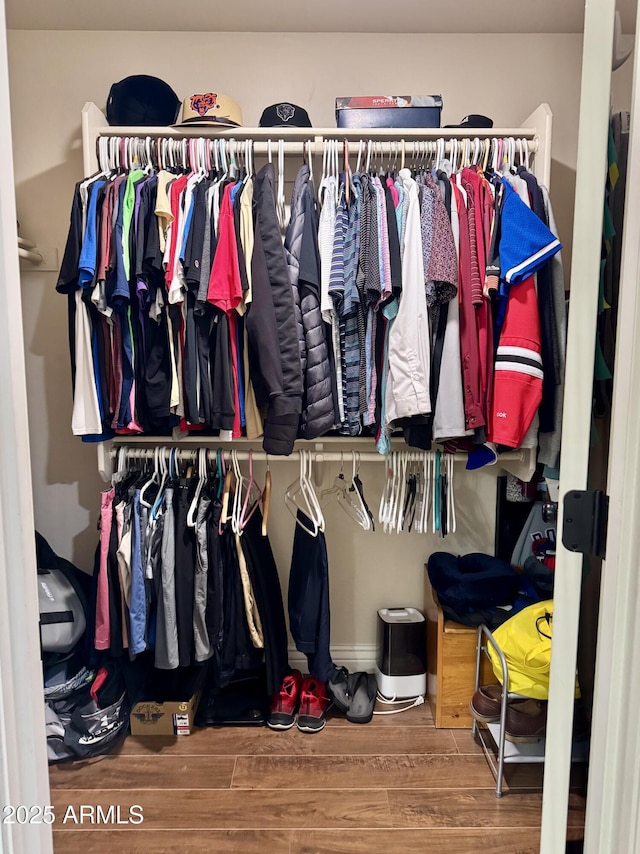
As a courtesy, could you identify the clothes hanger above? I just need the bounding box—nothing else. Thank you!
[150,446,169,521]
[355,140,364,175]
[336,451,371,531]
[139,446,160,508]
[394,451,409,534]
[383,451,402,534]
[320,451,348,504]
[446,453,457,534]
[230,450,246,534]
[471,137,481,166]
[285,451,320,536]
[304,450,325,532]
[111,444,128,487]
[412,452,427,534]
[612,9,633,70]
[219,461,235,534]
[186,447,208,528]
[216,448,225,499]
[307,140,314,187]
[238,449,264,531]
[433,449,442,534]
[277,139,286,230]
[378,454,394,531]
[343,139,350,205]
[261,455,272,537]
[403,459,418,533]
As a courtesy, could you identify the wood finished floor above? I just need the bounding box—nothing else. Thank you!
[49,702,585,853]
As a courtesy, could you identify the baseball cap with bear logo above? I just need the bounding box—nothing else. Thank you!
[259,103,312,128]
[175,92,243,128]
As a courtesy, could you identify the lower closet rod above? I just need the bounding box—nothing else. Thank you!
[110,448,525,465]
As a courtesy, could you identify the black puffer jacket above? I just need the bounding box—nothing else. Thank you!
[284,166,307,374]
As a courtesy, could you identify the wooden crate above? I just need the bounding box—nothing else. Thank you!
[426,583,498,728]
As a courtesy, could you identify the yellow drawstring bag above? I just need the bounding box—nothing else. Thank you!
[488,600,580,700]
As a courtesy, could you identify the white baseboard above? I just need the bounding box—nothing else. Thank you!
[288,644,378,673]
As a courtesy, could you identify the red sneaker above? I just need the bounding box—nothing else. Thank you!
[268,669,303,730]
[297,677,328,733]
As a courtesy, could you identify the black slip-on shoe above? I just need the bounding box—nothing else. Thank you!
[346,672,377,724]
[327,667,352,713]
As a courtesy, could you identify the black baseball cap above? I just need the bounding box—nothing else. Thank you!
[106,75,181,126]
[259,103,312,128]
[444,114,493,129]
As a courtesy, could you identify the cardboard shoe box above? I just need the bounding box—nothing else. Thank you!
[130,693,200,736]
[336,95,443,129]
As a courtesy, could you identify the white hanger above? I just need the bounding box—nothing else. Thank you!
[413,453,425,534]
[230,450,245,534]
[450,139,458,173]
[613,9,633,71]
[394,451,409,534]
[447,454,457,534]
[378,454,394,530]
[112,444,128,486]
[306,451,325,532]
[285,451,320,536]
[356,140,364,174]
[139,446,161,508]
[238,449,263,532]
[186,448,208,528]
[277,139,286,230]
[307,140,314,186]
[472,137,481,166]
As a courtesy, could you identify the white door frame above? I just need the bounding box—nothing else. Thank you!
[0,0,53,850]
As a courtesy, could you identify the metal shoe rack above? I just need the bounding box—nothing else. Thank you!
[472,624,589,798]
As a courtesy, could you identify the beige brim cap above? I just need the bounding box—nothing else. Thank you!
[175,92,243,128]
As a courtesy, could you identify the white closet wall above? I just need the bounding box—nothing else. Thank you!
[7,28,633,657]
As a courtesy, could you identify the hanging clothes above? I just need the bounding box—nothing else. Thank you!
[90,457,289,702]
[57,135,565,460]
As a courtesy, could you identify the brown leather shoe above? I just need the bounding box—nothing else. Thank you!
[469,684,504,722]
[504,698,548,742]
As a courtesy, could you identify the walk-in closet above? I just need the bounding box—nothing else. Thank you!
[1,1,640,853]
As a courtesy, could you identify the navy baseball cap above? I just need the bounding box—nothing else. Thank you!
[106,75,181,126]
[445,114,493,129]
[259,103,312,128]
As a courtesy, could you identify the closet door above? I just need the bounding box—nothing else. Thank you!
[0,0,53,852]
[582,1,640,851]
[540,0,618,851]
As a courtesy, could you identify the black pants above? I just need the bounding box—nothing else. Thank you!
[288,512,337,682]
[240,508,289,696]
[174,479,196,668]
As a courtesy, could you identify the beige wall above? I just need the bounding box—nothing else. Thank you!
[7,29,633,649]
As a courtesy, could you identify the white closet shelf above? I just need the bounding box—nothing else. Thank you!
[82,100,552,195]
[96,124,538,142]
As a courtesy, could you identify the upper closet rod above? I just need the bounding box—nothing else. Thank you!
[95,134,536,174]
